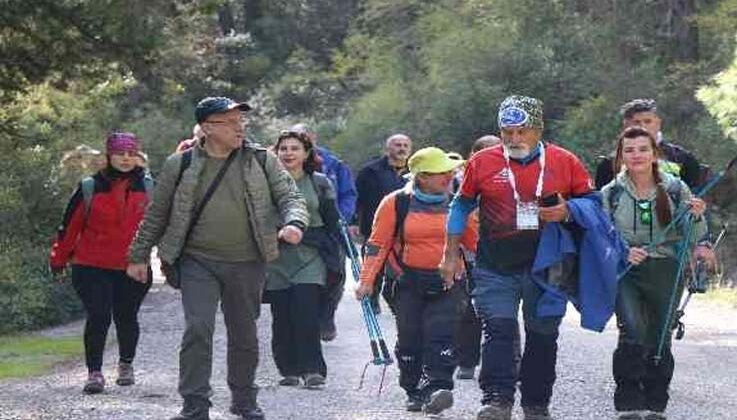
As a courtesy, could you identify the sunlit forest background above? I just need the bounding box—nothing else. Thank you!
[2,0,737,332]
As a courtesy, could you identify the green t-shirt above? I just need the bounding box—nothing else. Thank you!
[184,153,260,262]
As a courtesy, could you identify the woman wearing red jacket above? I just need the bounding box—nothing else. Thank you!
[50,132,152,394]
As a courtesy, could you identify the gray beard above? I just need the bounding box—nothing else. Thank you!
[504,145,531,160]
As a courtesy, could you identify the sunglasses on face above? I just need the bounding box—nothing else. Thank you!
[637,200,652,224]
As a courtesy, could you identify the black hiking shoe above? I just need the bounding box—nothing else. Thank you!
[278,376,300,386]
[523,405,553,420]
[643,411,666,420]
[477,397,513,420]
[617,411,645,420]
[230,404,265,420]
[83,371,105,394]
[115,362,135,386]
[424,389,453,415]
[406,395,424,412]
[302,373,326,388]
[170,398,211,420]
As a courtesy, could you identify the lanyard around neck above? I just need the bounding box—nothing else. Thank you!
[503,142,545,202]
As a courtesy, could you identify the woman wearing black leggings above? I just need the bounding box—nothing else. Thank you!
[50,132,152,394]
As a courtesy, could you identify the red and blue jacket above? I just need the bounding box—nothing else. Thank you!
[50,167,150,271]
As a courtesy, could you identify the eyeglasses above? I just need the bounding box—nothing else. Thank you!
[637,200,652,224]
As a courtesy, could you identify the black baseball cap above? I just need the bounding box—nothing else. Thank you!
[195,96,252,123]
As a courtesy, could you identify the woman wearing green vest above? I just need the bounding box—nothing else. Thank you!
[265,130,342,389]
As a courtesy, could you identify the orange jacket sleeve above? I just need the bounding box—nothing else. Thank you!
[359,193,398,287]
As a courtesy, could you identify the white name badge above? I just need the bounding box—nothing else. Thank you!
[516,201,540,230]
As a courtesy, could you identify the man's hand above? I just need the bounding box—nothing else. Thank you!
[627,247,649,266]
[693,245,717,271]
[439,253,459,287]
[688,197,707,218]
[539,193,569,223]
[278,225,303,244]
[355,282,374,300]
[126,263,150,283]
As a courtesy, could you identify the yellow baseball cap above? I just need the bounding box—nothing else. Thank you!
[408,147,464,175]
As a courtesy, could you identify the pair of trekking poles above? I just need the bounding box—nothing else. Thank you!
[616,156,736,365]
[339,220,393,394]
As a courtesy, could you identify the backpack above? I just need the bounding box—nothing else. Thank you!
[80,173,154,226]
[607,181,682,220]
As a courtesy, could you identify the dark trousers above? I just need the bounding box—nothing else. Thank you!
[455,279,522,372]
[319,271,345,333]
[395,278,460,399]
[454,285,482,369]
[178,255,265,407]
[613,258,680,413]
[472,268,561,408]
[71,264,151,372]
[271,284,327,377]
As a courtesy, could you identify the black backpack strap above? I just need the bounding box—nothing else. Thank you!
[393,190,411,264]
[176,149,193,189]
[607,184,624,221]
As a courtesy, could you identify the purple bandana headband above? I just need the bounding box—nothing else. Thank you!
[106,132,140,154]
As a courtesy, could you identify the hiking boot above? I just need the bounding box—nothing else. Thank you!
[302,373,326,388]
[278,376,301,386]
[643,411,666,420]
[477,399,513,420]
[83,371,105,394]
[320,321,337,342]
[170,398,211,420]
[456,366,476,380]
[406,395,424,412]
[230,403,265,420]
[523,405,553,420]
[115,362,135,386]
[424,389,453,415]
[617,411,645,420]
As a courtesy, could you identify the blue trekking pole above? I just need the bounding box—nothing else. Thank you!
[338,220,392,393]
[653,214,695,365]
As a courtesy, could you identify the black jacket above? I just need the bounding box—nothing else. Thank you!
[354,156,408,236]
[595,140,702,190]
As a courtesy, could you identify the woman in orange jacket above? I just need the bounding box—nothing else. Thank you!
[356,147,478,415]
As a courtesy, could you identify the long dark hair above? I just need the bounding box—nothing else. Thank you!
[274,130,319,174]
[613,126,672,226]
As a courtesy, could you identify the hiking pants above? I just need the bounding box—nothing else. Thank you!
[72,265,151,372]
[613,257,680,413]
[271,284,327,377]
[394,276,461,399]
[178,255,264,407]
[454,281,482,369]
[319,271,345,334]
[472,267,561,408]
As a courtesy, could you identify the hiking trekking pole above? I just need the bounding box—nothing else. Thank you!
[338,221,392,393]
[673,223,729,340]
[618,155,737,282]
[653,215,696,365]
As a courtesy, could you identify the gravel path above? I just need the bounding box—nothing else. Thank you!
[1,275,736,420]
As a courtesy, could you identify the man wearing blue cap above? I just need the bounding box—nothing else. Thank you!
[441,95,594,420]
[128,97,309,420]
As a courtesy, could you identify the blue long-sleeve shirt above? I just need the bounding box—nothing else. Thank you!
[318,146,357,221]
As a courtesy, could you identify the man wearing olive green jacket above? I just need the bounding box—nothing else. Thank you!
[127,97,308,420]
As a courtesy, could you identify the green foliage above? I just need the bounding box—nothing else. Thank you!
[0,335,82,379]
[698,47,737,142]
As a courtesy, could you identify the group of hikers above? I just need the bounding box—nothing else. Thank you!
[48,94,717,420]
